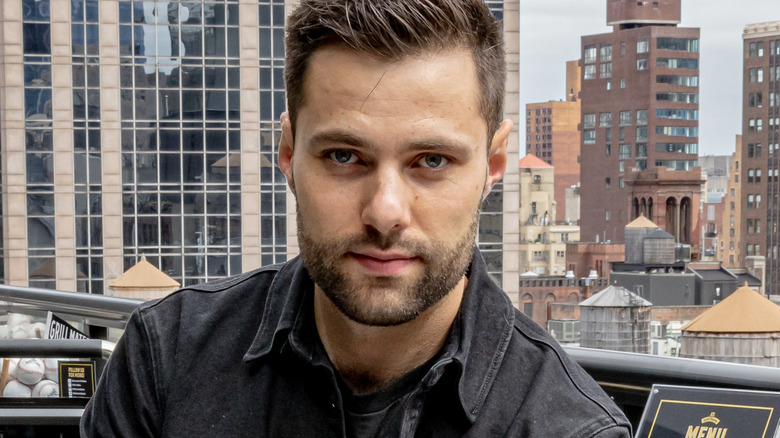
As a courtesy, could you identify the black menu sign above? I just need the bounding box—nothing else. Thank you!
[636,385,780,438]
[58,361,96,399]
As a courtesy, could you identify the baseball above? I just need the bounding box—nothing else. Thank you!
[32,379,59,398]
[44,359,60,382]
[3,380,32,397]
[15,358,44,385]
[11,324,30,339]
[7,313,31,329]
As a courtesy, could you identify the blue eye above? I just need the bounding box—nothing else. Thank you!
[418,154,448,169]
[329,150,357,164]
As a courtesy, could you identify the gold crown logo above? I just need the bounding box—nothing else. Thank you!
[701,412,720,425]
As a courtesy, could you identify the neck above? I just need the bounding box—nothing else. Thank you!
[314,278,465,395]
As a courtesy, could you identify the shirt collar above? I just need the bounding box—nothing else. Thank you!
[242,248,516,425]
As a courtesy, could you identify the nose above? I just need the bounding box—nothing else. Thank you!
[361,165,412,235]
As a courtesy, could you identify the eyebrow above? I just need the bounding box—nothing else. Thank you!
[308,129,477,156]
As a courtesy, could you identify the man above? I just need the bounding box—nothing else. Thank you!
[82,0,632,436]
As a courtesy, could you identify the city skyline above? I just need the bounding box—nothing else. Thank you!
[520,0,777,157]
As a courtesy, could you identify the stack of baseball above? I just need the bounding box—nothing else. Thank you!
[2,358,60,397]
[1,313,48,340]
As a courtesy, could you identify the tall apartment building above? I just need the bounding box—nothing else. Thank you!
[579,0,702,250]
[720,136,742,268]
[525,60,581,224]
[0,0,521,297]
[741,21,780,295]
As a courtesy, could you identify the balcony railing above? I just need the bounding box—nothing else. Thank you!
[0,286,777,432]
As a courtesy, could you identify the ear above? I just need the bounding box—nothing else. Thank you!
[278,112,296,195]
[482,119,513,199]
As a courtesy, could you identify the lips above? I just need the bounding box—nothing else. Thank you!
[349,251,418,276]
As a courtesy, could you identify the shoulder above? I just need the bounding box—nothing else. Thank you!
[129,260,297,362]
[137,261,287,320]
[484,308,631,436]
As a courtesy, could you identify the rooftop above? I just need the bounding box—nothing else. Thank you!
[625,216,658,229]
[109,256,180,289]
[682,284,780,333]
[579,285,652,308]
[518,154,553,169]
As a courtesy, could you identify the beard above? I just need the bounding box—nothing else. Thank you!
[297,209,479,327]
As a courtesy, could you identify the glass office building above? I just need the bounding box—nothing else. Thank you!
[0,0,521,303]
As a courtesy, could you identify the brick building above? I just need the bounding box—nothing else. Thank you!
[525,60,581,223]
[740,21,780,295]
[579,0,703,248]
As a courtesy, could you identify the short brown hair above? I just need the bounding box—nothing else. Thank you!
[285,0,505,141]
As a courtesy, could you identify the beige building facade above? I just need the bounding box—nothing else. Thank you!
[720,136,743,268]
[517,154,579,276]
[0,1,522,302]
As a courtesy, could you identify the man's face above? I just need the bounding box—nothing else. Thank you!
[279,46,509,326]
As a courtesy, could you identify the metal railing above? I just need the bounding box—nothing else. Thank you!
[0,284,143,330]
[565,346,780,428]
[1,285,780,430]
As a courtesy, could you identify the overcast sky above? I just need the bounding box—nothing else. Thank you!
[519,0,778,157]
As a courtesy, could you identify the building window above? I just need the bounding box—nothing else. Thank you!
[636,110,648,125]
[656,109,699,121]
[584,45,597,63]
[605,210,611,221]
[655,143,698,154]
[620,78,626,88]
[758,41,764,56]
[636,127,648,142]
[656,75,698,86]
[657,38,699,52]
[600,44,612,61]
[657,58,699,69]
[656,126,698,137]
[619,177,625,188]
[583,129,596,144]
[600,62,612,78]
[637,59,648,71]
[749,119,755,133]
[584,64,596,80]
[621,42,626,56]
[605,177,611,188]
[619,161,625,173]
[599,112,612,127]
[748,169,755,183]
[620,144,631,158]
[583,113,596,128]
[605,144,611,156]
[637,39,649,53]
[605,128,612,142]
[620,111,632,126]
[656,92,698,104]
[749,93,763,108]
[636,143,647,157]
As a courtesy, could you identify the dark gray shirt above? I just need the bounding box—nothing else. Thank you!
[81,250,632,437]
